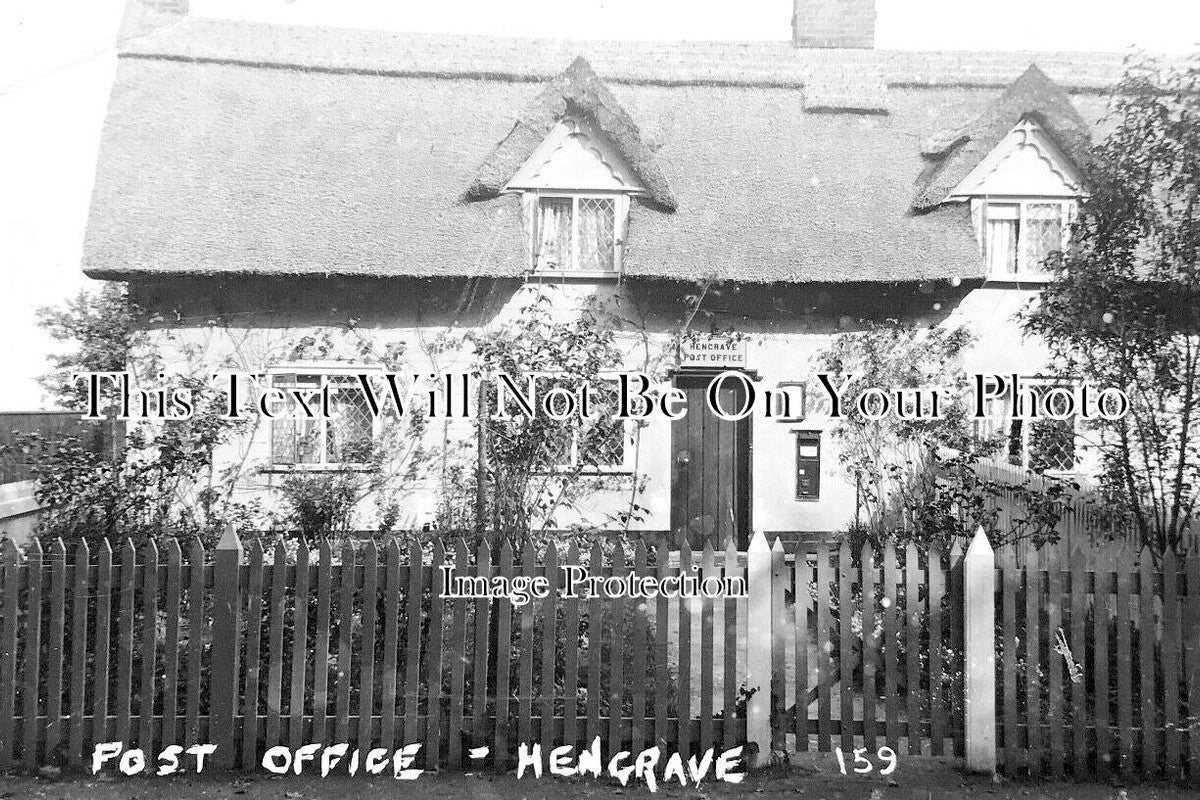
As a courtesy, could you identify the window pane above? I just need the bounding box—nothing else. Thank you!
[295,418,322,464]
[327,380,374,463]
[1006,418,1025,467]
[271,417,298,464]
[575,382,625,470]
[269,376,323,464]
[270,375,322,465]
[270,373,297,463]
[1029,419,1075,472]
[577,197,615,272]
[972,392,1007,451]
[270,373,376,466]
[1027,384,1076,471]
[1021,203,1064,275]
[543,424,575,469]
[579,418,625,469]
[986,217,1018,275]
[536,198,572,270]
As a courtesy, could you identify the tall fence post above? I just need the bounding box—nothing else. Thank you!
[212,524,242,769]
[964,525,996,774]
[746,530,772,766]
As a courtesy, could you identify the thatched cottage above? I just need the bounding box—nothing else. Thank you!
[82,0,1124,545]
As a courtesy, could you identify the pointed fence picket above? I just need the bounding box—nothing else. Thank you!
[0,527,1194,782]
[995,542,1200,782]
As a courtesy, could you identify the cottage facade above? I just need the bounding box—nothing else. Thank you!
[83,0,1136,544]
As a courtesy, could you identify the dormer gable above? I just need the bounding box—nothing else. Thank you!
[948,117,1081,199]
[465,56,675,211]
[912,63,1090,212]
[506,115,645,193]
[950,117,1084,281]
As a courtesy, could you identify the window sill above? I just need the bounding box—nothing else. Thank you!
[1030,468,1082,478]
[984,274,1054,285]
[534,469,635,477]
[985,459,1081,479]
[260,464,378,474]
[527,270,621,281]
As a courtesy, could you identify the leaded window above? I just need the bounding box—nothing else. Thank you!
[984,200,1073,278]
[533,195,621,274]
[974,379,1078,473]
[269,372,376,468]
[546,380,629,472]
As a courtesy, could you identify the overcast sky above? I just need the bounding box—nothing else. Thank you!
[0,0,1197,410]
[194,0,1200,50]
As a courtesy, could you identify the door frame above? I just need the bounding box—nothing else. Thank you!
[668,368,754,548]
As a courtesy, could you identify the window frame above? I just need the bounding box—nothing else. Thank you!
[551,419,635,475]
[981,197,1076,282]
[514,372,635,475]
[973,376,1080,475]
[524,190,632,278]
[262,363,384,472]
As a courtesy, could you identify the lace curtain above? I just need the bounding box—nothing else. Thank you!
[536,199,572,269]
[985,204,1019,275]
[1021,202,1064,275]
[576,198,615,272]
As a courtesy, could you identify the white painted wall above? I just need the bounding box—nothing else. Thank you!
[136,276,1060,536]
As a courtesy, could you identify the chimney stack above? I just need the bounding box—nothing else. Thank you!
[138,0,188,11]
[792,0,876,48]
[120,0,188,42]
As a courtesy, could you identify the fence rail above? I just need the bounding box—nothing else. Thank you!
[0,412,123,485]
[996,544,1200,783]
[2,528,1196,783]
[0,529,969,775]
[973,461,1200,559]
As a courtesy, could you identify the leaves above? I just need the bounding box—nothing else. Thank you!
[812,322,1066,550]
[36,283,153,413]
[1021,51,1200,556]
[450,290,626,537]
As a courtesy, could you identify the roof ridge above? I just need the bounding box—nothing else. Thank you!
[118,12,1170,57]
[116,13,1181,92]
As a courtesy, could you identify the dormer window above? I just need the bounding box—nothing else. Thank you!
[983,199,1074,277]
[949,117,1082,282]
[534,194,621,273]
[506,115,643,277]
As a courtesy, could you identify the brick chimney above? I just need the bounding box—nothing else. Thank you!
[792,0,876,48]
[138,0,188,11]
[120,0,187,42]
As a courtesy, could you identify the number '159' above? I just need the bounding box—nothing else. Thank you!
[833,746,897,775]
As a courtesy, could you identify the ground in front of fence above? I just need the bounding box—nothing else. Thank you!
[0,761,1194,800]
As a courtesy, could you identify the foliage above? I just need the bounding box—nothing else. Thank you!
[1020,53,1200,556]
[276,471,365,539]
[37,282,152,412]
[814,321,1067,550]
[11,284,259,545]
[449,292,628,542]
[17,284,433,543]
[273,441,404,537]
[11,372,254,548]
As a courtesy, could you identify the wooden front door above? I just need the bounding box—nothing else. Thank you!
[669,373,751,549]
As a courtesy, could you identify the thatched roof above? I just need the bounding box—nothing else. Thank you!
[83,9,1141,284]
[116,8,1158,92]
[911,64,1091,211]
[465,57,676,212]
